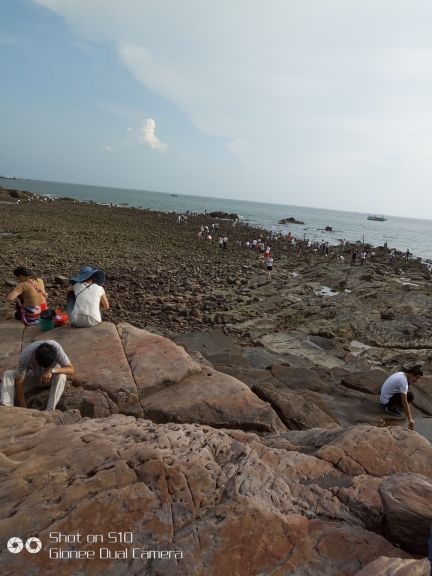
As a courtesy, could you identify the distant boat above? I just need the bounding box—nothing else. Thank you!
[171,194,178,197]
[367,215,387,221]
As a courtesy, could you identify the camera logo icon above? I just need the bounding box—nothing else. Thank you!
[7,537,42,554]
[7,538,24,554]
[26,537,42,554]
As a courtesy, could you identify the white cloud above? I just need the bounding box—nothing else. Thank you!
[226,140,250,165]
[138,118,167,152]
[104,145,114,152]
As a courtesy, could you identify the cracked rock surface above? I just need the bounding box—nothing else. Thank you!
[1,410,430,575]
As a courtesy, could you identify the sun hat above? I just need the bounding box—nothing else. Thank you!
[71,266,105,285]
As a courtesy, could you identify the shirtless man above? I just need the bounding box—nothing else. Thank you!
[5,266,47,325]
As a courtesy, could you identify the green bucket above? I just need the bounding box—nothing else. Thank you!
[40,309,55,332]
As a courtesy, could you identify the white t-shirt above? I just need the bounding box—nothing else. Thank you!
[380,372,408,405]
[71,282,105,323]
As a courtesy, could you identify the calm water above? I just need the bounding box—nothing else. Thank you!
[2,177,432,259]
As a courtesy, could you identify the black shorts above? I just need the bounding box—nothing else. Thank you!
[267,266,273,271]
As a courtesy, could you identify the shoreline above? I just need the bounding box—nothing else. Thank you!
[2,179,432,260]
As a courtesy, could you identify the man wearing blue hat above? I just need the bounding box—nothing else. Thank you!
[67,266,110,328]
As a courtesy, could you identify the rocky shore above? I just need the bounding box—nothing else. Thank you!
[1,186,432,575]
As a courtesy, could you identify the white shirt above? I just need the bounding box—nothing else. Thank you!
[380,372,408,405]
[71,282,105,323]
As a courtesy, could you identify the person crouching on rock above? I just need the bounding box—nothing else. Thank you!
[380,365,423,430]
[0,341,74,410]
[67,266,109,328]
[5,266,48,326]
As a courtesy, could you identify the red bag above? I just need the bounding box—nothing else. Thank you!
[54,309,69,327]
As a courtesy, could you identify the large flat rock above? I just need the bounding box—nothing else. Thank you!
[118,323,202,398]
[22,323,142,417]
[254,381,340,430]
[141,367,287,433]
[258,331,346,369]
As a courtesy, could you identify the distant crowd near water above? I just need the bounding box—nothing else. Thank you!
[2,176,432,260]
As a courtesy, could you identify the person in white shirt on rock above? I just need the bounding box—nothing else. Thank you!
[380,365,423,429]
[67,266,109,328]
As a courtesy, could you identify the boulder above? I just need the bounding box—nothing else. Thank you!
[141,368,286,433]
[254,381,340,430]
[117,323,201,398]
[313,426,432,478]
[379,473,432,555]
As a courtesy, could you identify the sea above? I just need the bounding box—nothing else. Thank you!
[1,176,432,260]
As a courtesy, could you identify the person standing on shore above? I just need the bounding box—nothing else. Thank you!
[351,249,358,266]
[380,365,423,429]
[0,340,74,410]
[266,255,274,279]
[5,266,48,326]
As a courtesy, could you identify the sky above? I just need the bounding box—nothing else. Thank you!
[2,1,432,218]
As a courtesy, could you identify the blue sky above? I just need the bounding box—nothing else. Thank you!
[2,0,432,218]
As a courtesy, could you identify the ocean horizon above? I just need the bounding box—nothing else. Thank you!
[1,176,432,260]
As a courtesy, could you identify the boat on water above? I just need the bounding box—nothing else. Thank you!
[367,215,387,221]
